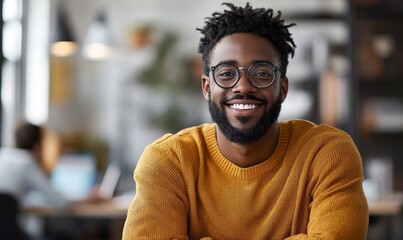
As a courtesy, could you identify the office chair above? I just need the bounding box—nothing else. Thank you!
[0,193,20,240]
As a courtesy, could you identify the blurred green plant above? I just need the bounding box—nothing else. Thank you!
[137,27,200,133]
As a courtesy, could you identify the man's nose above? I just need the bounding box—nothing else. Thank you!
[232,70,256,94]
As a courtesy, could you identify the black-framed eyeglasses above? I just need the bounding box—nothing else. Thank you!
[210,62,280,89]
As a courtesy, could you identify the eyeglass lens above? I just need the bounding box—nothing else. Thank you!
[213,63,276,88]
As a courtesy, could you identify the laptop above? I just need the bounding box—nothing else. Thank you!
[98,164,121,199]
[50,153,97,201]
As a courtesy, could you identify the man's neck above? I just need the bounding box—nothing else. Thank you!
[216,123,279,168]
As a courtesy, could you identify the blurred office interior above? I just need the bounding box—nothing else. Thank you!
[1,0,403,239]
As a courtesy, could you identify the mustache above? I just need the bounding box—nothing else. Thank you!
[221,94,264,105]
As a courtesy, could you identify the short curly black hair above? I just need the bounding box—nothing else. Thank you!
[197,2,296,79]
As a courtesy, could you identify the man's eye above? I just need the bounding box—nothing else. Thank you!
[219,72,235,77]
[217,70,237,80]
[252,69,274,79]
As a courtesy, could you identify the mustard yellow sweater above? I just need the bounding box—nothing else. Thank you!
[123,120,368,240]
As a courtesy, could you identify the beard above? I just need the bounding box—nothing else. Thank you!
[208,92,282,145]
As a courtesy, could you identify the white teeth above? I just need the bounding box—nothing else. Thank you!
[230,104,257,110]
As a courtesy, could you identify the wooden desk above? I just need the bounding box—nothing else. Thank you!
[24,195,401,217]
[368,199,402,216]
[22,199,130,240]
[368,193,403,216]
[23,194,401,217]
[22,200,128,218]
[22,196,403,240]
[367,194,403,240]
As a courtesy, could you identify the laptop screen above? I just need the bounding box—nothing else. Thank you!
[50,153,96,201]
[98,164,121,199]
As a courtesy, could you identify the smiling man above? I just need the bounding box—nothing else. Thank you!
[123,3,368,240]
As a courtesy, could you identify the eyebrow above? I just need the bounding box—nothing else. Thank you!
[212,60,237,66]
[212,60,277,67]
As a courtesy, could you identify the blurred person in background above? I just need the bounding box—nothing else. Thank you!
[123,2,368,239]
[0,121,69,209]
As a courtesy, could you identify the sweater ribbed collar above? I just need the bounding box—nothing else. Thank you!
[203,122,290,180]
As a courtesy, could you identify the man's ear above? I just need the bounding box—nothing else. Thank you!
[201,74,210,101]
[280,77,289,103]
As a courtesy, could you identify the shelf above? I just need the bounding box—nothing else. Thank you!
[359,139,403,162]
[352,0,403,194]
[358,76,403,82]
[358,79,403,97]
[362,130,403,138]
[353,6,403,21]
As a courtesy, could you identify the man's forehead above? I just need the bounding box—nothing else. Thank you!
[210,33,280,66]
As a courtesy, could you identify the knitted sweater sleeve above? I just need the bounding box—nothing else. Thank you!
[122,141,190,240]
[286,133,369,240]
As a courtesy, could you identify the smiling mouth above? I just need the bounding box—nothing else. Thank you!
[230,104,258,110]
